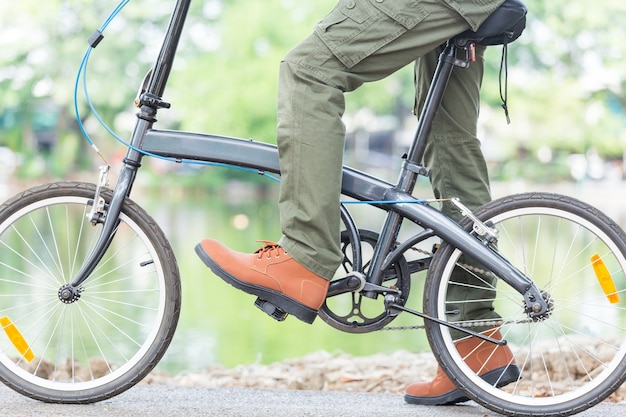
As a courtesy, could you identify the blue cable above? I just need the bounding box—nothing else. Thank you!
[74,48,94,146]
[73,0,281,183]
[75,4,433,199]
[72,2,430,200]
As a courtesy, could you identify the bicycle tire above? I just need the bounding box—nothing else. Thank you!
[0,181,181,403]
[424,192,626,416]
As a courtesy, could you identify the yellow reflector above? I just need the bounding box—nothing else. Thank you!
[590,254,620,304]
[0,316,34,362]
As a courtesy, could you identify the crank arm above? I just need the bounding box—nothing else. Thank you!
[386,302,507,346]
[363,281,401,294]
[326,272,401,298]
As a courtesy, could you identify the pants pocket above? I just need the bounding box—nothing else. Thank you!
[314,0,429,68]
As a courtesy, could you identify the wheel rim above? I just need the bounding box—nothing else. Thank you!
[435,206,626,407]
[0,195,168,392]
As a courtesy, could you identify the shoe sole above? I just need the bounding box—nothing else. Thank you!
[404,364,521,405]
[194,243,318,324]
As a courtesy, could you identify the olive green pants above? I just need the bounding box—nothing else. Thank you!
[277,0,503,281]
[417,44,500,337]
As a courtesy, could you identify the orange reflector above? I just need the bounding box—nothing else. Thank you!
[0,316,34,362]
[590,254,620,304]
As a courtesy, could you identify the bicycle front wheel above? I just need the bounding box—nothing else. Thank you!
[424,192,626,416]
[0,181,181,403]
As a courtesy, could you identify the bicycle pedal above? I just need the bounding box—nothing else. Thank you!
[254,297,288,321]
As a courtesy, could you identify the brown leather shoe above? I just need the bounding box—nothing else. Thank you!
[404,329,520,405]
[195,239,329,324]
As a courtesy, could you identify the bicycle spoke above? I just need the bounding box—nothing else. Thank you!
[0,183,180,402]
[425,193,626,415]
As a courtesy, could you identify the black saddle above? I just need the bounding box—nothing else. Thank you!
[455,0,527,46]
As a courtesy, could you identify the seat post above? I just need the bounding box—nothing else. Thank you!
[397,40,468,194]
[364,40,472,292]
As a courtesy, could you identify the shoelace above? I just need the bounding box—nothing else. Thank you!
[255,241,287,259]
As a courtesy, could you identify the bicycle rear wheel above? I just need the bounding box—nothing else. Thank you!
[0,181,181,403]
[424,192,626,416]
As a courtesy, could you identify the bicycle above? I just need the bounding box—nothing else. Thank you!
[0,0,625,416]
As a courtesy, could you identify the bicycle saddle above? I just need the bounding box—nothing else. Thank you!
[455,0,527,46]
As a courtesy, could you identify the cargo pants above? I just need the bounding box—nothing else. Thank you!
[275,0,504,328]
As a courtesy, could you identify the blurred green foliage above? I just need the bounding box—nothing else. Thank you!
[0,0,625,183]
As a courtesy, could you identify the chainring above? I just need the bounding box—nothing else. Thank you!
[317,229,411,333]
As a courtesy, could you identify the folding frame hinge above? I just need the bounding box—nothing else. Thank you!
[402,160,430,177]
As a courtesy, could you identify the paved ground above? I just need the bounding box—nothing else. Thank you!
[0,384,624,417]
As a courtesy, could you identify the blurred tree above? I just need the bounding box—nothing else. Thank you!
[0,0,625,181]
[0,1,174,176]
[481,0,626,161]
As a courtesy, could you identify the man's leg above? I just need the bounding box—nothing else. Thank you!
[417,45,501,332]
[197,1,476,324]
[417,45,491,220]
[404,45,514,406]
[276,2,475,280]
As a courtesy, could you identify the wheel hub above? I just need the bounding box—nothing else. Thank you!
[526,290,554,321]
[58,283,82,304]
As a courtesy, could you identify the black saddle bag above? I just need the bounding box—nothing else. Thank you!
[456,0,528,46]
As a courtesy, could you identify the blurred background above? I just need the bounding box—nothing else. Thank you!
[1,0,625,375]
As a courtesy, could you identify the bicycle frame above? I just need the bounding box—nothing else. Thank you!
[66,0,549,320]
[6,1,624,412]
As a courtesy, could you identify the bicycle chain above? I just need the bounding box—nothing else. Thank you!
[376,206,502,332]
[382,320,506,331]
[384,244,504,331]
[408,245,495,277]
